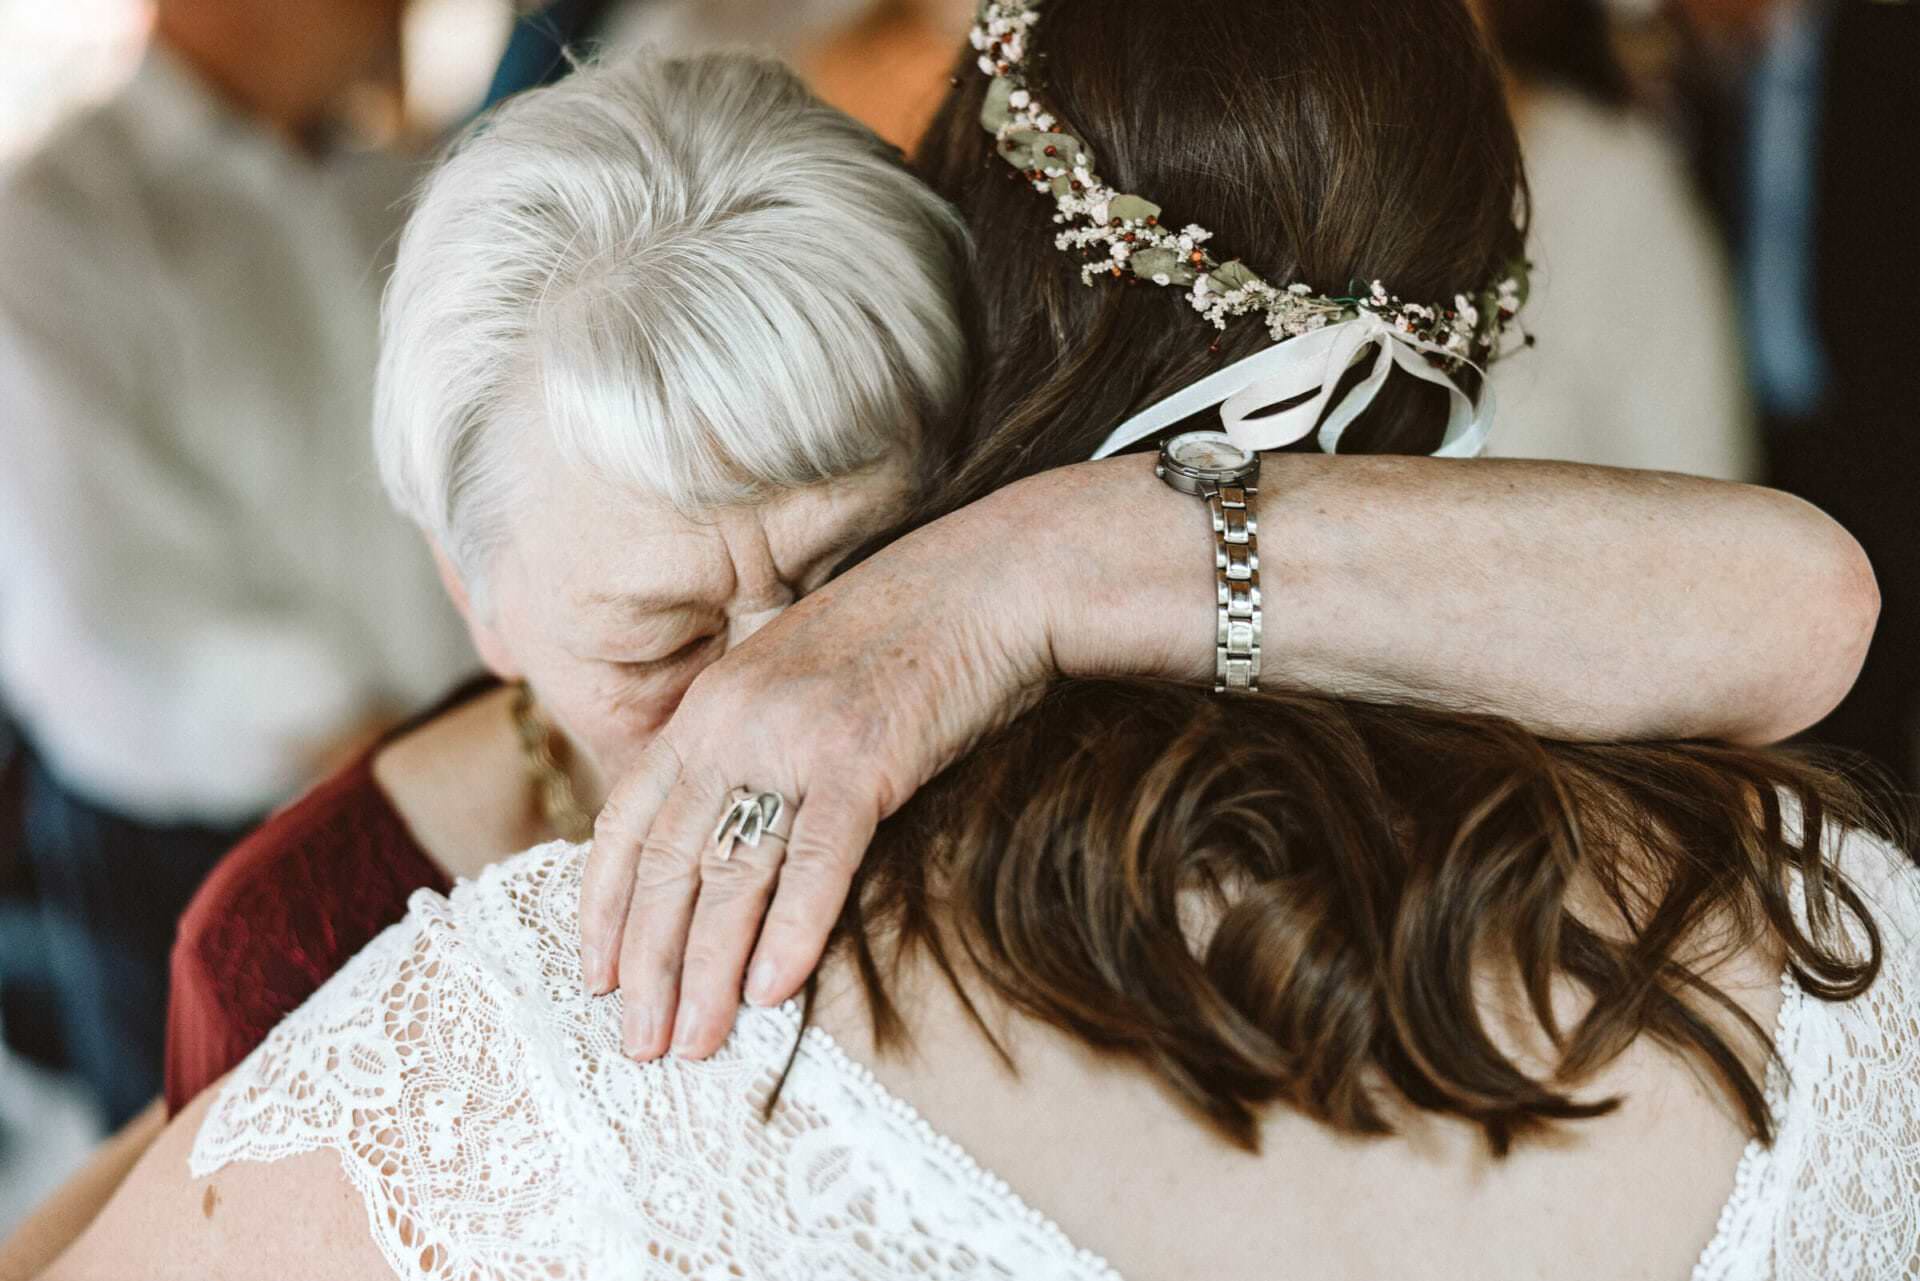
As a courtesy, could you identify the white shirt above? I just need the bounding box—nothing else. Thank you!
[0,50,473,824]
[1490,88,1758,481]
[193,833,1920,1279]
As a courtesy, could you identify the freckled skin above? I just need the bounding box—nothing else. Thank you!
[202,1184,218,1219]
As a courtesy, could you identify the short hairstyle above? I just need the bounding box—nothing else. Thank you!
[374,49,970,593]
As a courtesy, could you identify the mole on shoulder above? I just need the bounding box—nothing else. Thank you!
[202,1185,219,1220]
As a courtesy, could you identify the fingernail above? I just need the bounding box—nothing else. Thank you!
[623,1002,657,1060]
[670,1002,704,1058]
[745,957,780,1006]
[581,942,606,992]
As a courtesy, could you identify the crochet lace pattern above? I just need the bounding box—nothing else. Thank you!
[191,835,1920,1279]
[190,842,1119,1279]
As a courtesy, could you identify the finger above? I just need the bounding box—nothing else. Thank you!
[579,737,682,995]
[615,768,731,1060]
[740,782,877,1010]
[667,792,796,1060]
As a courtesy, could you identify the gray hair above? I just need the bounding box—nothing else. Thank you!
[373,49,970,593]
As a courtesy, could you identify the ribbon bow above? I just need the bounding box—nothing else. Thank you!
[1091,311,1495,461]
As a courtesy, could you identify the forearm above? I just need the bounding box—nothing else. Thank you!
[1014,453,1876,744]
[0,1100,165,1281]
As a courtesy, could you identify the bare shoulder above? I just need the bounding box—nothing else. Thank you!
[372,682,539,879]
[369,681,518,802]
[40,1086,392,1281]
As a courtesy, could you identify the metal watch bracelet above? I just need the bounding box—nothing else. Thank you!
[1208,483,1261,692]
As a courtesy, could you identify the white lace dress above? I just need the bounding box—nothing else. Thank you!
[190,836,1920,1280]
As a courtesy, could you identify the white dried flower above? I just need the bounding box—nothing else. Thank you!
[974,0,1524,382]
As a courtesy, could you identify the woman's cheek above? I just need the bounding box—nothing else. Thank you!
[535,649,713,781]
[589,667,699,767]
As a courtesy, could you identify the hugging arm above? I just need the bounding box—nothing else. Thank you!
[1041,453,1875,745]
[580,453,1877,1060]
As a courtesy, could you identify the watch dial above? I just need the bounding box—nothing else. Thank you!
[1170,432,1252,474]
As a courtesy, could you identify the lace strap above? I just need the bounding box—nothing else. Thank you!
[1692,832,1920,1280]
[191,842,1119,1281]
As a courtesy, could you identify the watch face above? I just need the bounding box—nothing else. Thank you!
[1167,431,1253,475]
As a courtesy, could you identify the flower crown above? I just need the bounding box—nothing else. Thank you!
[970,0,1529,364]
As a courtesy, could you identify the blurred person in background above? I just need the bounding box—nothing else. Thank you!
[0,0,475,1128]
[487,0,976,148]
[1746,0,1919,789]
[1668,0,1919,787]
[1569,0,1917,786]
[1475,0,1756,480]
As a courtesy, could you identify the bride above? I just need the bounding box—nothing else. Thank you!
[23,0,1920,1276]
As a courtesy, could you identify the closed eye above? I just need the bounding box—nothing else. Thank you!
[612,633,717,676]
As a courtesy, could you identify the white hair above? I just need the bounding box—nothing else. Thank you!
[373,49,969,593]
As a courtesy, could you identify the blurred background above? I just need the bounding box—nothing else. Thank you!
[0,0,1912,1226]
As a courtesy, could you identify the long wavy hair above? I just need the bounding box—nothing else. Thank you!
[802,0,1908,1156]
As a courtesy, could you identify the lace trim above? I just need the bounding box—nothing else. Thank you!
[768,1000,1122,1280]
[189,842,1122,1280]
[1690,962,1806,1280]
[190,833,1920,1280]
[1691,831,1920,1280]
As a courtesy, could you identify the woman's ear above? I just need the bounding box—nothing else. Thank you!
[431,540,524,681]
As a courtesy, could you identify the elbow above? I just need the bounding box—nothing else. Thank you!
[1821,517,1881,711]
[1737,493,1880,745]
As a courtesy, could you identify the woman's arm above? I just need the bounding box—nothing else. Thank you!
[580,455,1877,1060]
[1035,453,1875,745]
[0,1101,165,1281]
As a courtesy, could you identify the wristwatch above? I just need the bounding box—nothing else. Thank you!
[1157,431,1262,693]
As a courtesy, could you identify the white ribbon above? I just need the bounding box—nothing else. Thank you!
[1089,311,1495,461]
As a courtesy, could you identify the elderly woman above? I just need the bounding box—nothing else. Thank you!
[13,5,1916,1274]
[156,48,964,1105]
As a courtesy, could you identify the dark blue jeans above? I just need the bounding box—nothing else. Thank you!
[18,753,252,1127]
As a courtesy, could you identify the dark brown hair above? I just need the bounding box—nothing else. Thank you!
[838,682,1890,1152]
[809,0,1908,1155]
[913,0,1530,511]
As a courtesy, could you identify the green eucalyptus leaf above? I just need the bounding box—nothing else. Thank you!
[1005,128,1092,171]
[1208,260,1266,293]
[1108,195,1161,223]
[981,77,1016,132]
[1129,247,1196,285]
[1506,257,1533,308]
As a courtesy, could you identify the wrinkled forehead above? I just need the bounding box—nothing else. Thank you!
[498,427,915,626]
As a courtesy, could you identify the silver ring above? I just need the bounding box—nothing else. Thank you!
[712,789,787,861]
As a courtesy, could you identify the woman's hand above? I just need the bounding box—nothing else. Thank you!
[578,486,1058,1061]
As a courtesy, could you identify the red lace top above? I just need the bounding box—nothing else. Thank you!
[164,680,493,1115]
